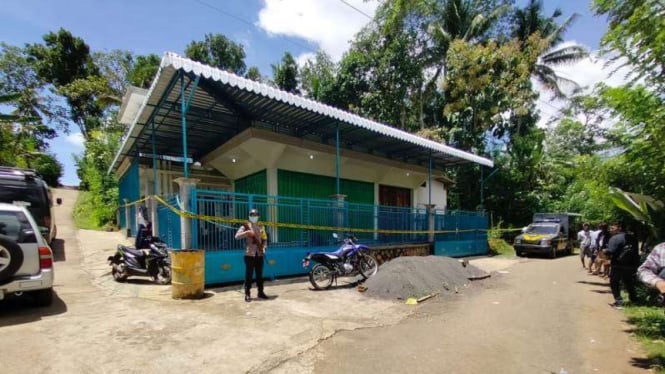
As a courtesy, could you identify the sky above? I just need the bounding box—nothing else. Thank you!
[0,0,614,186]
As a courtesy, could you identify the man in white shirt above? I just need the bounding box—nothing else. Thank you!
[578,223,592,269]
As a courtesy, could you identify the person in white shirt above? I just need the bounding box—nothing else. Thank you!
[588,227,601,274]
[578,223,592,269]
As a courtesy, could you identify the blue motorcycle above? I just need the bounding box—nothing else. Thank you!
[302,233,378,290]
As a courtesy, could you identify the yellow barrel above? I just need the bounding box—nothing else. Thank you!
[170,249,205,299]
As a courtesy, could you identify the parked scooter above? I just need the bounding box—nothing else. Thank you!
[108,231,172,284]
[302,233,378,290]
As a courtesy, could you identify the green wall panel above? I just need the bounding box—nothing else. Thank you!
[277,170,374,242]
[277,169,374,203]
[234,170,267,195]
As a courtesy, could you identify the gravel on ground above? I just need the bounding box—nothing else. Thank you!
[362,255,489,300]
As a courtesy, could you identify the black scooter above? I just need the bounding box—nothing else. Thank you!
[108,232,172,285]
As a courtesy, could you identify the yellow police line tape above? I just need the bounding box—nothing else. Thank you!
[122,195,520,235]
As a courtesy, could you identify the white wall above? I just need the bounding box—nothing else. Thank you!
[414,180,447,210]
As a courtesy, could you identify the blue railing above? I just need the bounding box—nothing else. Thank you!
[117,160,140,232]
[157,194,181,249]
[190,189,484,252]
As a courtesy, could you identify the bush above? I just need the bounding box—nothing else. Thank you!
[488,238,514,257]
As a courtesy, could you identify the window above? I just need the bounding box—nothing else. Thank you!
[0,211,33,242]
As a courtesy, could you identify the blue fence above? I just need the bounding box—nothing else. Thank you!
[157,194,181,250]
[433,209,488,256]
[117,160,140,234]
[117,188,488,285]
[190,189,434,251]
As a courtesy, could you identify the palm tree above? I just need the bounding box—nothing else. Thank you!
[418,0,511,128]
[0,93,25,123]
[512,0,588,97]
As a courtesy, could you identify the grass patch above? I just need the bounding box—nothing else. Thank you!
[624,305,665,373]
[488,238,514,257]
[73,190,114,230]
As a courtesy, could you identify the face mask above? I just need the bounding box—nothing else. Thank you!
[249,216,259,223]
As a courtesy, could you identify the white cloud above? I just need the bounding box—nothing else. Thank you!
[535,45,633,127]
[295,52,316,68]
[257,0,379,60]
[65,132,86,148]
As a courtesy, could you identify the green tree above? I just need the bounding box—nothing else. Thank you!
[272,52,299,93]
[512,0,588,97]
[26,28,98,87]
[73,121,122,225]
[443,37,543,151]
[299,51,336,102]
[331,0,512,131]
[127,54,160,89]
[32,153,63,186]
[593,0,665,92]
[185,33,246,75]
[244,66,262,82]
[0,44,63,170]
[26,29,104,139]
[591,0,665,239]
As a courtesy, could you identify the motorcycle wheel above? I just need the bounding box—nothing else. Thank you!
[358,254,378,279]
[112,263,128,282]
[309,264,334,290]
[153,264,172,285]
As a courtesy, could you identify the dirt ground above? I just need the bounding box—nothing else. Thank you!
[0,188,651,373]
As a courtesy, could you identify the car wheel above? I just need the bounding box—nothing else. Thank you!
[551,246,557,259]
[30,288,53,307]
[0,235,24,283]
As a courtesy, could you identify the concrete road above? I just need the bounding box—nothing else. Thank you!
[296,256,649,374]
[0,189,409,374]
[0,188,649,373]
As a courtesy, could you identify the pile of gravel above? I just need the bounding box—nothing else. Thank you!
[362,256,489,300]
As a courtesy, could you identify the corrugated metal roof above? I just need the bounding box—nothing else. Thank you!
[109,53,493,175]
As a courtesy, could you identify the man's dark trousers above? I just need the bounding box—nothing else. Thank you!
[244,255,264,295]
[610,266,637,303]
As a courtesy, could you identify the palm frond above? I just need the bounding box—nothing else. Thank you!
[0,114,40,123]
[540,45,588,65]
[534,64,565,98]
[0,93,21,103]
[546,13,580,47]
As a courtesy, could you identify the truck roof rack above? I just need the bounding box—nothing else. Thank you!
[0,166,38,179]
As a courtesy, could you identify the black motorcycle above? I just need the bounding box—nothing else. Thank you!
[108,236,172,285]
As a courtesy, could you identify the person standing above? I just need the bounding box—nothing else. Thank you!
[605,222,639,308]
[235,208,269,302]
[135,196,151,249]
[594,223,611,277]
[578,223,592,269]
[637,242,665,294]
[588,226,600,274]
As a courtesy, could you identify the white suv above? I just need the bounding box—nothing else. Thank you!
[0,203,54,306]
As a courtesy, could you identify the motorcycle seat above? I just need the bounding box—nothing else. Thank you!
[120,245,146,258]
[330,245,354,257]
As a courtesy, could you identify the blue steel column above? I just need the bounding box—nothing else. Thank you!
[428,151,432,205]
[180,72,189,178]
[150,120,159,236]
[151,121,157,194]
[335,124,340,196]
[427,151,435,247]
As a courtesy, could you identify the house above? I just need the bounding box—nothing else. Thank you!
[110,53,493,284]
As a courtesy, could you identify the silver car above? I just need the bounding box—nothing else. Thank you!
[0,203,54,306]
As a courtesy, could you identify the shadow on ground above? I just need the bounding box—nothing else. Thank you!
[577,280,609,287]
[630,357,664,371]
[0,291,67,327]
